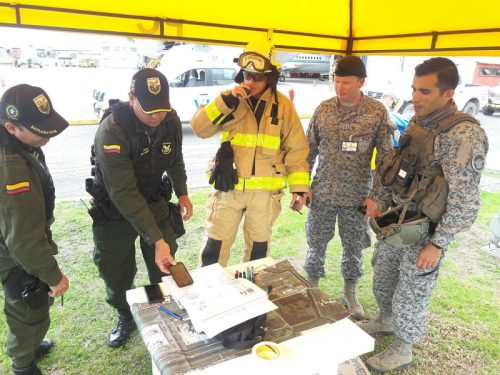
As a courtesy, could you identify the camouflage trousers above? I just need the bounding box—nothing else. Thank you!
[304,204,371,280]
[372,237,445,344]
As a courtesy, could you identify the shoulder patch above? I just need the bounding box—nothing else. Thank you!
[470,151,486,173]
[6,182,30,195]
[454,140,473,165]
[103,145,121,154]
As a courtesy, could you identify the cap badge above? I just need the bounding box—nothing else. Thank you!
[6,105,20,120]
[130,79,136,94]
[147,77,161,95]
[33,94,50,115]
[162,143,172,154]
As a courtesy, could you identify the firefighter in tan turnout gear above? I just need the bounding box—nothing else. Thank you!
[190,40,309,266]
[357,57,488,373]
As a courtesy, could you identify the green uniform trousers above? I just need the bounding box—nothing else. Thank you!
[92,202,178,311]
[1,266,53,368]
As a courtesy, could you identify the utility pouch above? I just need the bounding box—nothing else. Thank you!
[161,175,173,202]
[85,178,107,203]
[169,202,185,238]
[417,174,449,223]
[108,201,123,222]
[22,277,50,310]
[395,156,418,188]
[85,178,93,194]
[88,204,108,226]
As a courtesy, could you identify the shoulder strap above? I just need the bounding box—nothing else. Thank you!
[436,113,480,134]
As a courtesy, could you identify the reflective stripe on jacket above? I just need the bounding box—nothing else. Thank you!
[191,87,309,192]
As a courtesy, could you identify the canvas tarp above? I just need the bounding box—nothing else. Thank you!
[0,0,499,56]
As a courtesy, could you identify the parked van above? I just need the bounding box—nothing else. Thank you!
[92,64,238,122]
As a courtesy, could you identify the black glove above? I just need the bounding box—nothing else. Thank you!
[209,141,239,192]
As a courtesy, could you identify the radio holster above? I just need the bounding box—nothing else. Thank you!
[22,276,50,310]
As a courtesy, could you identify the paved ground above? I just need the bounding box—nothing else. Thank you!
[1,64,499,198]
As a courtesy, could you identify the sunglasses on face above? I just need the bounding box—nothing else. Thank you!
[243,71,267,82]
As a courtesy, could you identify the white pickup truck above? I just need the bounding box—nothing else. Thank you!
[365,76,489,116]
[92,63,238,123]
[482,84,500,116]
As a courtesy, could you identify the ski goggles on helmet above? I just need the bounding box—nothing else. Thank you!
[238,52,273,73]
[243,71,267,82]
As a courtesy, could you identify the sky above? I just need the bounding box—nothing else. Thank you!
[2,25,500,66]
[0,26,142,51]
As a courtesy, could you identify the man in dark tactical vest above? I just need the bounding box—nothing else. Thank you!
[357,58,489,373]
[1,85,70,375]
[90,69,193,348]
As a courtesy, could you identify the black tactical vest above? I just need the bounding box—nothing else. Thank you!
[0,126,55,221]
[94,102,182,203]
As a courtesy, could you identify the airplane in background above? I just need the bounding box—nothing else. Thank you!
[279,53,337,82]
[159,43,334,82]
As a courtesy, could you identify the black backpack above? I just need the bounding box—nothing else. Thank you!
[216,313,267,349]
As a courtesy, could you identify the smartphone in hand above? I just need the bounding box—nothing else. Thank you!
[168,262,194,288]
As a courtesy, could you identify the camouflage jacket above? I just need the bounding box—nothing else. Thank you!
[307,94,395,206]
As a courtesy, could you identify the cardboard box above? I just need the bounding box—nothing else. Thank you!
[338,357,370,375]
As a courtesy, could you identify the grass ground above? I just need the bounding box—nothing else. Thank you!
[1,189,499,374]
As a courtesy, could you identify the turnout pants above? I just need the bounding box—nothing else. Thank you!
[303,204,371,280]
[1,266,53,368]
[372,237,444,344]
[199,189,284,267]
[92,200,178,311]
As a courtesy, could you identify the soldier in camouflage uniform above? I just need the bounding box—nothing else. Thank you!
[303,56,395,320]
[357,58,488,373]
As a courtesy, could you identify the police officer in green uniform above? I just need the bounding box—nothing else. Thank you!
[0,85,70,375]
[90,68,193,348]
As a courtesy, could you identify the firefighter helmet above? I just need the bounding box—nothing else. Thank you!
[238,40,278,73]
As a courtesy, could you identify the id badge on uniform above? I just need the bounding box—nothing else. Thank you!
[342,141,358,152]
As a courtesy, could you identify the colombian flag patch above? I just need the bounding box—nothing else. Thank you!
[103,145,121,154]
[6,182,31,195]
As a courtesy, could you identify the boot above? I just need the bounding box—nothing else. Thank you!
[12,362,42,375]
[108,310,136,348]
[355,313,395,336]
[366,337,413,373]
[34,338,54,360]
[342,279,364,320]
[306,274,319,287]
